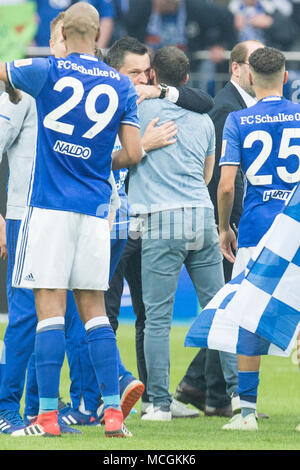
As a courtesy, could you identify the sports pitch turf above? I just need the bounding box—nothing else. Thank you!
[1,322,300,452]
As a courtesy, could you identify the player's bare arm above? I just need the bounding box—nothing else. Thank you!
[217,164,238,263]
[0,63,22,104]
[112,124,142,170]
[0,214,7,260]
[204,154,215,186]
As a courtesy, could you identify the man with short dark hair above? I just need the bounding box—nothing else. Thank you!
[219,46,300,430]
[128,45,225,421]
[174,39,264,418]
[101,36,216,419]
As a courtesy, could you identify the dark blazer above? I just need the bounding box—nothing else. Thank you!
[208,81,248,281]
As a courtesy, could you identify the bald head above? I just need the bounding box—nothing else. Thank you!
[63,2,100,40]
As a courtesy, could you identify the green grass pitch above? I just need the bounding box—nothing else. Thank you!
[1,321,300,451]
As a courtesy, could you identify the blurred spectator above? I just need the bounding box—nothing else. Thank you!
[110,0,130,44]
[124,1,236,60]
[34,0,74,47]
[91,0,115,48]
[229,0,296,50]
[291,0,300,44]
[34,0,115,48]
[0,0,36,61]
[124,0,237,93]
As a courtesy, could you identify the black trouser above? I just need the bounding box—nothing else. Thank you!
[182,349,230,408]
[104,234,149,402]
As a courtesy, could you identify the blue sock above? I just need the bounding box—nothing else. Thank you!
[85,317,120,410]
[35,317,65,414]
[237,371,259,417]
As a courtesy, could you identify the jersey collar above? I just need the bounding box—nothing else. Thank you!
[67,52,100,62]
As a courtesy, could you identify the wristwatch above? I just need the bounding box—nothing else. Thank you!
[158,83,168,99]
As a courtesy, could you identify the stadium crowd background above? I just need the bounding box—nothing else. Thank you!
[1,0,300,315]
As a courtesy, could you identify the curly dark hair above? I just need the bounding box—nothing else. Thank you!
[249,47,285,75]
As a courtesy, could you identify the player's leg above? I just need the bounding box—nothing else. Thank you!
[70,214,131,437]
[73,289,131,437]
[30,288,67,435]
[120,236,148,415]
[60,291,102,425]
[222,247,260,431]
[11,208,79,437]
[0,219,37,434]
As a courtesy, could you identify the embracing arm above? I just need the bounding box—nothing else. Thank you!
[136,83,214,114]
[217,165,238,263]
[175,86,214,114]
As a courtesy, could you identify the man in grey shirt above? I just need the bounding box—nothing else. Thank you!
[128,46,226,421]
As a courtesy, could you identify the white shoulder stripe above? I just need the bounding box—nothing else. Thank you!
[120,121,140,128]
[6,63,15,89]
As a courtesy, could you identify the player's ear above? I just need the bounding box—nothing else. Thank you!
[248,71,254,86]
[62,25,67,40]
[183,73,189,85]
[231,61,239,79]
[283,70,288,85]
[95,27,100,43]
[49,39,54,55]
[150,68,156,84]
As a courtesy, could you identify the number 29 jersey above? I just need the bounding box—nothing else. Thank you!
[6,54,140,218]
[220,96,300,247]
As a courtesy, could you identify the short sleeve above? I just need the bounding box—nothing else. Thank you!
[6,57,50,98]
[219,112,241,166]
[120,80,140,129]
[207,118,216,156]
[0,92,31,160]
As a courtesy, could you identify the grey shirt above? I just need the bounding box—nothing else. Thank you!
[0,91,37,220]
[128,99,215,215]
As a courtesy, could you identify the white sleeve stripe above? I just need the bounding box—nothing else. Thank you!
[219,161,240,166]
[167,86,179,103]
[6,63,15,89]
[120,121,140,128]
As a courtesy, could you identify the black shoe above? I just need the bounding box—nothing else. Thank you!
[58,397,67,411]
[204,404,233,418]
[174,380,206,412]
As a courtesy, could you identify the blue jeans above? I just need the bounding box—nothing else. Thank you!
[141,208,226,408]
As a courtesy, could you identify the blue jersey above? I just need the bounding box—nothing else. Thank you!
[6,54,139,218]
[112,136,128,197]
[220,96,300,247]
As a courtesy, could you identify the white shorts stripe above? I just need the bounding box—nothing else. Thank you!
[13,206,33,286]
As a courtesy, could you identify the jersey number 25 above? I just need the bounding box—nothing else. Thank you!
[244,129,300,185]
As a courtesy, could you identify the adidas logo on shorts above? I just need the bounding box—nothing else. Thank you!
[24,273,35,282]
